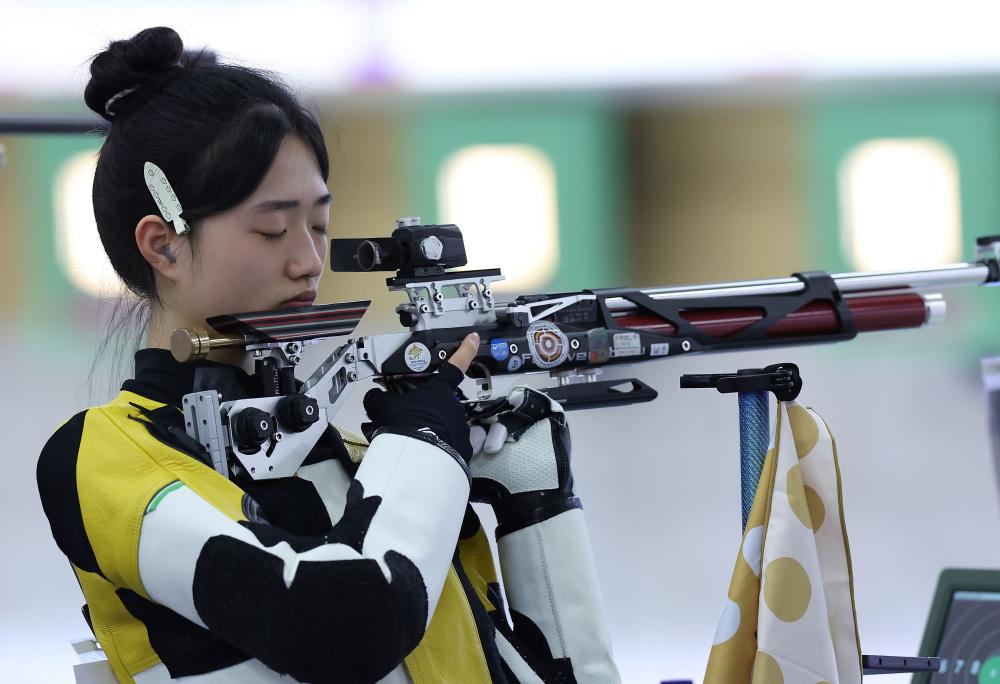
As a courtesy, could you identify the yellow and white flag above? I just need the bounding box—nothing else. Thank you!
[705,401,862,684]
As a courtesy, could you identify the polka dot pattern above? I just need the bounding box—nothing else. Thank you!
[763,557,812,622]
[803,485,825,531]
[742,525,764,577]
[786,404,818,459]
[705,402,861,684]
[712,599,741,646]
[786,466,827,532]
[752,650,784,683]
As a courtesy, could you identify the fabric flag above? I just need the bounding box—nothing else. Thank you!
[704,401,862,684]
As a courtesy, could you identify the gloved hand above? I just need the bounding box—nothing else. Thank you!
[468,386,580,536]
[363,333,479,466]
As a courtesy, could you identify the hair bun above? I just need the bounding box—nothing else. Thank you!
[84,26,185,121]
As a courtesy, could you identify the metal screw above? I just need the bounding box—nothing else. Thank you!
[274,432,283,441]
[484,288,492,297]
[681,340,692,352]
[570,338,580,350]
[419,304,430,313]
[510,343,518,354]
[346,352,356,363]
[434,292,444,301]
[347,370,359,382]
[438,349,447,360]
[469,301,479,309]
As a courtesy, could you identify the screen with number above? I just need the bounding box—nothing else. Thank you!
[931,591,1000,682]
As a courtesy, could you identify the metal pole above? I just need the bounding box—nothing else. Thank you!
[0,115,108,135]
[738,383,769,531]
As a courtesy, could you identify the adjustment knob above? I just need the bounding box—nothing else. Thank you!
[232,408,274,453]
[277,394,320,433]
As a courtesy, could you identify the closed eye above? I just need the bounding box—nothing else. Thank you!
[259,230,287,242]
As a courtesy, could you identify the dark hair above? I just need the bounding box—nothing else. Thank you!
[85,26,329,301]
[83,26,329,395]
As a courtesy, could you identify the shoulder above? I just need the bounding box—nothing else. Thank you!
[36,408,101,575]
[36,409,90,510]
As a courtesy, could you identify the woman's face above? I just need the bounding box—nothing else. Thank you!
[172,134,331,325]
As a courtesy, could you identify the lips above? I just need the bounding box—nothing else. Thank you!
[280,290,317,308]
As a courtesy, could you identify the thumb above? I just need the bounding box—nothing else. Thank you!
[446,332,480,375]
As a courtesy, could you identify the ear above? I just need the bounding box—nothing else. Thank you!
[135,215,184,281]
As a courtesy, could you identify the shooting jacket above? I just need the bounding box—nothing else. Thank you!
[37,349,614,683]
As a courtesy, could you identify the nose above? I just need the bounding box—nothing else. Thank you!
[286,224,325,281]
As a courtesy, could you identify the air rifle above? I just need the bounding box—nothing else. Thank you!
[172,217,1000,480]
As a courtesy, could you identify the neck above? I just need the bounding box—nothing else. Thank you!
[146,304,254,374]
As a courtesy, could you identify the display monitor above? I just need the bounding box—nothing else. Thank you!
[913,568,1000,683]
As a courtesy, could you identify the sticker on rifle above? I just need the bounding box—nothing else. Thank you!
[507,355,523,371]
[526,321,569,369]
[489,338,509,362]
[612,332,642,358]
[588,328,611,364]
[650,342,670,357]
[403,342,431,372]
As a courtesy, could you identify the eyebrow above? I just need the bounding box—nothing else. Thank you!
[252,193,333,213]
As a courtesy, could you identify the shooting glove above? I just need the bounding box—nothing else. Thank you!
[363,363,473,468]
[469,386,580,536]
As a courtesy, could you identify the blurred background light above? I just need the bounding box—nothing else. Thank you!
[437,144,558,291]
[838,138,962,271]
[7,0,1000,95]
[53,150,124,298]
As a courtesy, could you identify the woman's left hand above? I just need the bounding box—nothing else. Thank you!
[468,387,579,535]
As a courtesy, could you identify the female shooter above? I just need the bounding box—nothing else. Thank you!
[36,27,619,684]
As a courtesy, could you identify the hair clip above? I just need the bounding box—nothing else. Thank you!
[144,162,190,235]
[104,86,138,118]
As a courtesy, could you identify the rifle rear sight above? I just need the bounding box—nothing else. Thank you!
[332,218,505,332]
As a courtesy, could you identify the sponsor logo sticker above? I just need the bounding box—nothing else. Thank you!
[403,342,432,372]
[526,321,569,369]
[507,355,523,372]
[611,332,642,358]
[490,338,510,362]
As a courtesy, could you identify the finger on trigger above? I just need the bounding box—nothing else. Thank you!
[446,332,480,375]
[484,421,508,454]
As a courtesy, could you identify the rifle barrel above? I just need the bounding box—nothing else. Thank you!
[607,261,991,311]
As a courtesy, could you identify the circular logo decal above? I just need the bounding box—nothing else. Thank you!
[403,342,432,372]
[489,338,509,362]
[525,321,569,369]
[507,355,523,372]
